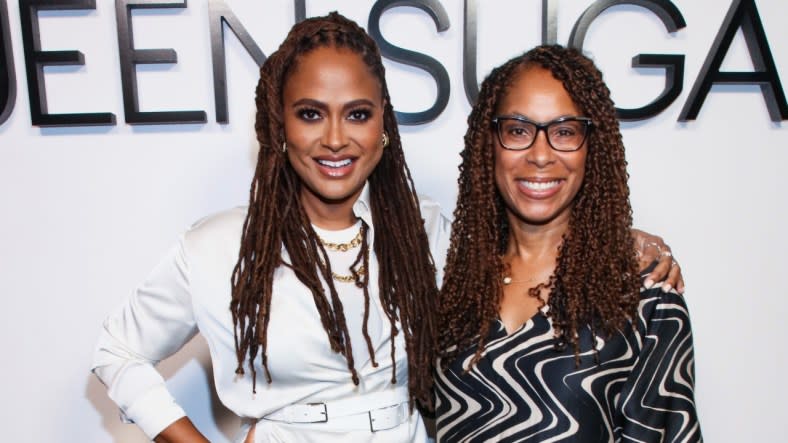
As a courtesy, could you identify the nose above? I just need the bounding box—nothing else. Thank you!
[322,117,349,151]
[525,129,555,168]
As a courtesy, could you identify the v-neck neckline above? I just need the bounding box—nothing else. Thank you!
[496,304,550,337]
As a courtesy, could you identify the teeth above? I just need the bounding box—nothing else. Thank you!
[520,180,560,191]
[317,158,352,168]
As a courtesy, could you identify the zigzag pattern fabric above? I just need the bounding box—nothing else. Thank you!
[436,289,702,442]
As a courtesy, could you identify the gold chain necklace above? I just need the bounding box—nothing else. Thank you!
[331,264,366,283]
[502,275,537,285]
[318,228,363,252]
[501,262,549,286]
[317,224,366,283]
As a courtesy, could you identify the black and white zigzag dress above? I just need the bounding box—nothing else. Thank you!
[435,288,702,442]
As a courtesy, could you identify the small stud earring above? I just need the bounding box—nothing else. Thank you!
[381,132,389,148]
[281,141,287,153]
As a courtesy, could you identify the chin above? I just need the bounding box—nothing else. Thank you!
[510,203,574,227]
[315,182,363,202]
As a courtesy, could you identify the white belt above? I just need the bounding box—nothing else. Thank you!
[261,386,411,432]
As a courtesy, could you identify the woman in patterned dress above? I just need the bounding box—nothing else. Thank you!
[436,45,701,442]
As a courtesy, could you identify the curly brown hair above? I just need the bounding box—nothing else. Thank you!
[439,45,641,368]
[230,12,438,409]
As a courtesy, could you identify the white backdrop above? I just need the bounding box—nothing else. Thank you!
[0,1,785,441]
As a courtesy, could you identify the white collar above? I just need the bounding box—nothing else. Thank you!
[352,182,373,228]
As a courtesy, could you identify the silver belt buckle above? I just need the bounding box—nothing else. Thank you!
[368,404,404,432]
[296,403,327,423]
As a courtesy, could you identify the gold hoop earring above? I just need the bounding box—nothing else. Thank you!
[381,132,389,148]
[281,142,287,153]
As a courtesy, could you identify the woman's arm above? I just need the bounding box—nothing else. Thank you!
[618,290,702,441]
[91,238,200,439]
[154,417,210,443]
[632,228,684,293]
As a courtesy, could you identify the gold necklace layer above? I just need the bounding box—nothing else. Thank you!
[317,224,366,283]
[501,261,548,286]
[502,275,537,285]
[331,265,366,283]
[318,228,363,252]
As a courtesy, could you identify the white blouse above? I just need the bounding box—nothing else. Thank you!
[91,186,451,441]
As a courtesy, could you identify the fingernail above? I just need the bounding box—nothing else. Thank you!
[662,284,672,293]
[644,278,654,289]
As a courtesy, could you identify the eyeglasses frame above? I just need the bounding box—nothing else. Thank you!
[491,115,594,152]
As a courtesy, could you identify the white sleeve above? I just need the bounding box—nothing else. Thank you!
[431,212,451,288]
[91,236,198,439]
[418,195,452,288]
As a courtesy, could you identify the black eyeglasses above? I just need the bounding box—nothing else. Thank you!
[492,115,594,152]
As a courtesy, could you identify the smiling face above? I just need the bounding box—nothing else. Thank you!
[282,45,385,225]
[494,66,588,230]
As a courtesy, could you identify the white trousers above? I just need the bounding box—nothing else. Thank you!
[232,411,430,443]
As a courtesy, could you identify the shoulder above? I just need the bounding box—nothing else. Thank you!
[182,206,248,258]
[416,194,452,280]
[185,206,247,239]
[636,262,690,317]
[637,285,692,331]
[417,193,441,214]
[417,194,451,235]
[189,205,246,227]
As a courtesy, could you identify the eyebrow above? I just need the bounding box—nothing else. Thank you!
[497,113,580,122]
[291,98,378,110]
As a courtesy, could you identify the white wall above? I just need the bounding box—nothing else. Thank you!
[0,1,785,441]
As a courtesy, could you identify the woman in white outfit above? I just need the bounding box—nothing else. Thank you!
[91,12,681,443]
[93,12,444,443]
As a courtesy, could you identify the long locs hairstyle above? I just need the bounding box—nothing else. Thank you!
[229,12,438,409]
[439,45,642,368]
